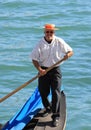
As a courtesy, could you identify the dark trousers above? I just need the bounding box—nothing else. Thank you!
[38,66,62,118]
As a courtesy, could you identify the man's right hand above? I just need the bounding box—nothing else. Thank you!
[38,67,47,76]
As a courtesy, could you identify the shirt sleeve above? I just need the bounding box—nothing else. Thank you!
[30,44,40,61]
[60,38,73,54]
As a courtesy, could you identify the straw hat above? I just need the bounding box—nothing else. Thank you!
[44,24,58,30]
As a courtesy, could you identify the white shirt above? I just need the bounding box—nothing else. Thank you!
[31,36,72,67]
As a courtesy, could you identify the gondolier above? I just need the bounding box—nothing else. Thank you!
[31,24,73,127]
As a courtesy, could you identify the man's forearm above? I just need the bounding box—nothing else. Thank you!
[64,51,73,60]
[32,60,41,71]
[32,60,47,76]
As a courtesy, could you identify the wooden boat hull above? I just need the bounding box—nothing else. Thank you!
[23,91,66,130]
[2,88,66,130]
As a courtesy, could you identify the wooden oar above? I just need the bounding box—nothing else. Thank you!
[0,58,65,103]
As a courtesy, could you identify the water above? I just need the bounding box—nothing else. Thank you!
[0,0,91,129]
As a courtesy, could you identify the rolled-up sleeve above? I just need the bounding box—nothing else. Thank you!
[31,45,40,61]
[60,38,73,54]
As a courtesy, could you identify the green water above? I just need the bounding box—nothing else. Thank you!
[0,0,91,129]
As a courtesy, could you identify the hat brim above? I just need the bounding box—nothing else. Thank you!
[43,27,59,30]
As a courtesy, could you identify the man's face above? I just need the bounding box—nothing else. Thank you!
[44,29,54,41]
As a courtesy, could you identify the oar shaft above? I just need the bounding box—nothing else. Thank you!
[46,58,64,72]
[0,75,39,103]
[0,58,64,103]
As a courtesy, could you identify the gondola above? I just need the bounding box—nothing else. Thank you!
[1,87,66,130]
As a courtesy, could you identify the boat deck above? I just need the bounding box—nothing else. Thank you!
[23,91,66,130]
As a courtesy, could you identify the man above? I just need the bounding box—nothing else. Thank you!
[31,24,73,127]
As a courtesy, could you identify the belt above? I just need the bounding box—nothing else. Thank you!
[41,66,60,70]
[41,66,48,69]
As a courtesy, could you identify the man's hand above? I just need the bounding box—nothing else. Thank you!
[32,60,47,76]
[38,67,47,76]
[64,51,73,60]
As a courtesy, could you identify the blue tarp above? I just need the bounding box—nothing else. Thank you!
[2,86,64,130]
[2,87,44,130]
